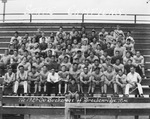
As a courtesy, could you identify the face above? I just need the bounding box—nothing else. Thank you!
[14,33,18,37]
[73,39,78,44]
[84,68,88,73]
[127,60,132,65]
[51,69,55,74]
[101,28,105,33]
[136,51,140,57]
[62,66,66,71]
[8,69,12,74]
[118,70,123,76]
[95,69,100,74]
[43,66,47,72]
[90,52,94,57]
[94,60,99,66]
[4,50,8,55]
[116,59,120,65]
[107,66,112,72]
[19,67,24,73]
[126,52,130,57]
[32,68,36,73]
[73,64,78,69]
[130,67,135,73]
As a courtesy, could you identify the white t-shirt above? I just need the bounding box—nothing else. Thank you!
[127,72,141,83]
[47,72,59,83]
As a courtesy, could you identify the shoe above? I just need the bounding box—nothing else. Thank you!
[140,94,144,98]
[124,94,129,98]
[24,93,28,96]
[114,93,119,97]
[13,93,17,96]
[58,93,62,96]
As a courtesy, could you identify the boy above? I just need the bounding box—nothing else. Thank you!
[68,79,79,102]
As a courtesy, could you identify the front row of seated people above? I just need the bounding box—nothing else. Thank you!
[2,62,144,98]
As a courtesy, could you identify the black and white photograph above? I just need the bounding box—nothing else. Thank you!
[0,0,150,119]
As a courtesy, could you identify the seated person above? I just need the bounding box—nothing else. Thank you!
[103,65,117,97]
[3,67,15,94]
[39,65,49,95]
[58,65,69,95]
[125,66,144,97]
[90,67,105,96]
[14,65,28,95]
[0,49,10,76]
[124,59,133,74]
[69,63,81,92]
[116,69,127,95]
[80,67,92,95]
[133,51,145,78]
[68,79,79,102]
[28,66,40,94]
[47,69,60,96]
[113,59,124,73]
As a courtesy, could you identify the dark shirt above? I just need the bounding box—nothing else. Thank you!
[39,43,47,51]
[111,56,123,64]
[105,48,114,57]
[68,83,78,93]
[48,61,60,72]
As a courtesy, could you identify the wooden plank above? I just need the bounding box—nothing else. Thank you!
[65,103,150,109]
[2,106,65,115]
[73,109,150,116]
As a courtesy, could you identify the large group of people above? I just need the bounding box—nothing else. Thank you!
[0,25,146,98]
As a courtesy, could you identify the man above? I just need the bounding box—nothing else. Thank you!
[10,31,22,44]
[125,66,144,97]
[58,65,69,95]
[47,69,60,96]
[28,66,40,94]
[103,65,117,97]
[133,51,145,78]
[90,67,104,96]
[14,65,28,95]
[80,67,92,95]
[69,63,81,92]
[3,67,15,94]
[39,65,49,95]
[116,69,127,95]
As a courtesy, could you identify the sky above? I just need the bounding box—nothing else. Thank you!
[0,0,150,22]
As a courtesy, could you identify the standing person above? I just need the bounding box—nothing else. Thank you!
[46,69,60,96]
[14,65,28,95]
[125,66,144,97]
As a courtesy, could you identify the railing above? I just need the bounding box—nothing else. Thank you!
[0,13,150,24]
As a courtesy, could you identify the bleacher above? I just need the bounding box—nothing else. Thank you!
[0,23,150,119]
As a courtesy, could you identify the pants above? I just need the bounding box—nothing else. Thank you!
[46,82,58,95]
[125,83,143,95]
[14,81,28,93]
